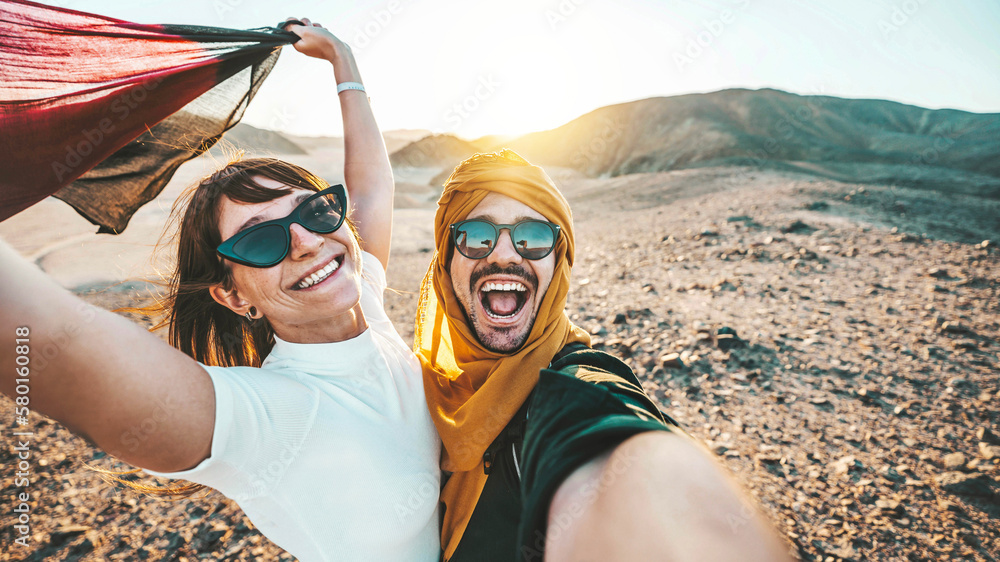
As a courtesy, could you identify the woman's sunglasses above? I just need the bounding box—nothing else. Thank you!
[216,184,348,268]
[450,218,561,260]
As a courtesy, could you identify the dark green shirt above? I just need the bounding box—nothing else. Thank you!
[447,346,682,562]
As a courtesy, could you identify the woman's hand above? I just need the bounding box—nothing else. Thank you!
[282,17,351,64]
[283,17,363,86]
[281,16,393,269]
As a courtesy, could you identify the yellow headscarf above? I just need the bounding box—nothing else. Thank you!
[414,149,590,558]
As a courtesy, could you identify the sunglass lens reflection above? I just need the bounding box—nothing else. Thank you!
[455,221,494,259]
[512,222,553,259]
[301,195,344,232]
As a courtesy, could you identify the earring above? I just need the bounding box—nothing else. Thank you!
[245,306,258,322]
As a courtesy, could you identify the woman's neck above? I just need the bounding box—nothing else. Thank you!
[272,302,369,344]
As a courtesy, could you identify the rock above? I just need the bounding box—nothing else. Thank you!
[937,499,963,513]
[716,335,742,351]
[947,376,971,389]
[976,427,1000,445]
[828,542,857,559]
[659,353,684,369]
[68,536,97,556]
[879,466,905,483]
[641,356,657,371]
[755,453,782,465]
[713,280,737,291]
[831,455,861,476]
[857,387,878,401]
[942,452,966,471]
[927,267,951,279]
[941,321,972,335]
[626,307,654,319]
[875,499,903,516]
[979,442,1000,460]
[50,525,90,546]
[198,523,231,545]
[781,220,814,234]
[164,530,185,551]
[936,471,997,499]
[617,340,637,358]
[612,313,628,324]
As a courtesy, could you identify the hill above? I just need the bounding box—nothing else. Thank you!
[500,89,1000,195]
[389,134,481,168]
[217,122,306,155]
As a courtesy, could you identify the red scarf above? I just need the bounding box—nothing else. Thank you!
[0,0,296,233]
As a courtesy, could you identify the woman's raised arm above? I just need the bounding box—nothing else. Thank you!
[0,239,215,473]
[286,19,395,270]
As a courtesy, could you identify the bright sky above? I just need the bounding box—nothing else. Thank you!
[64,0,1000,139]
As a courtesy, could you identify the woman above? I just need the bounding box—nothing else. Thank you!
[0,20,440,562]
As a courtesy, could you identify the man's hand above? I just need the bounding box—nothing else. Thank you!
[545,432,794,561]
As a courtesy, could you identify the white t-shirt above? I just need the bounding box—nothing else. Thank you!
[149,252,441,562]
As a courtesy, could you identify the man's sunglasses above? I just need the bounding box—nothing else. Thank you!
[216,184,348,268]
[450,218,561,260]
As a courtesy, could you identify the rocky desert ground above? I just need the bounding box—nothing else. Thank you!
[2,159,998,561]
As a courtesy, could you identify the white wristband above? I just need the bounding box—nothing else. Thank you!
[336,81,365,94]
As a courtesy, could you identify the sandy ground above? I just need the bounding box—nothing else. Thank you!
[1,154,998,561]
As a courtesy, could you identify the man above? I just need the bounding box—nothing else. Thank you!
[414,149,792,561]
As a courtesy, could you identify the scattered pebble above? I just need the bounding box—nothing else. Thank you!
[942,452,966,471]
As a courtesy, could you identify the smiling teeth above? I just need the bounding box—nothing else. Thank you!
[481,282,527,292]
[297,260,339,289]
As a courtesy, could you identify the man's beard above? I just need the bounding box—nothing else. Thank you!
[463,263,539,353]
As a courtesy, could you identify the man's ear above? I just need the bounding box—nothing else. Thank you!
[209,283,251,316]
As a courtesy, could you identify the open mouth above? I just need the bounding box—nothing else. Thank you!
[477,280,530,321]
[293,255,344,290]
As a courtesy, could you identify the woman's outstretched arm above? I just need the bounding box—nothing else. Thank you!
[286,19,395,270]
[0,239,214,473]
